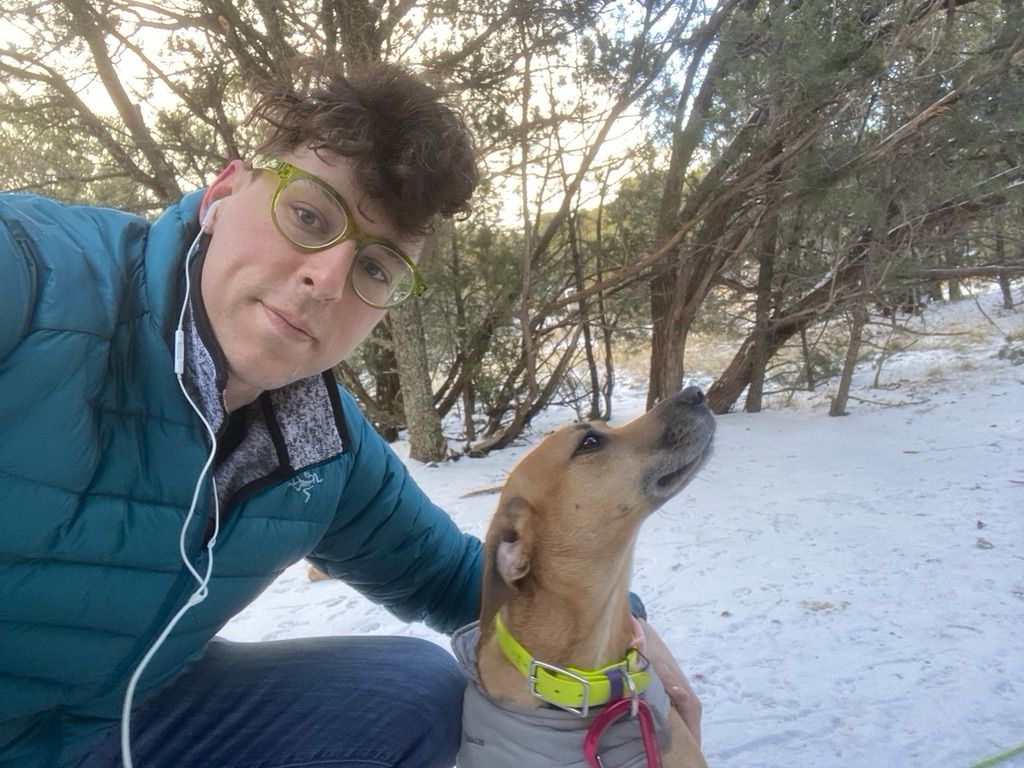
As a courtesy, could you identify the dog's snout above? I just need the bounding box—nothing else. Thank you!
[643,383,715,502]
[678,385,705,405]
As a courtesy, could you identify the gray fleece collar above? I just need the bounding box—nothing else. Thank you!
[180,290,345,507]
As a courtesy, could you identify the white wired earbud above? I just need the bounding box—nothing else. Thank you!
[122,216,222,768]
[174,200,219,376]
[200,198,221,233]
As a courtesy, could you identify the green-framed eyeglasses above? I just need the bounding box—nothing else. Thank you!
[250,154,426,309]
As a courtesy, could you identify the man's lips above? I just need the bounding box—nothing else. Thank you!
[260,302,314,341]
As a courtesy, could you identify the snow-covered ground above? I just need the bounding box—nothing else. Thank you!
[223,288,1024,768]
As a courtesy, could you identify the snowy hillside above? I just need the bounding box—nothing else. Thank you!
[223,287,1024,768]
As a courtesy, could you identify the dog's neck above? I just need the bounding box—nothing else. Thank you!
[477,548,638,707]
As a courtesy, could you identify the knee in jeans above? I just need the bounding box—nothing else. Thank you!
[405,639,465,709]
[383,639,464,767]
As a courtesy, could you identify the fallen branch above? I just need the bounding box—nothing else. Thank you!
[846,394,930,407]
[459,482,505,498]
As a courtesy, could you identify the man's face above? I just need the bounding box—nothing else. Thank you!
[200,148,420,410]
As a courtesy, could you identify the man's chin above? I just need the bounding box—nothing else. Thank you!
[221,360,303,411]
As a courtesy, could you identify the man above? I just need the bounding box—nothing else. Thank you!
[0,61,699,767]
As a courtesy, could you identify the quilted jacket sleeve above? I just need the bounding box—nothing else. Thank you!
[307,387,482,636]
[0,199,41,362]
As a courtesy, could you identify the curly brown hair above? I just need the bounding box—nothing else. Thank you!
[247,60,479,238]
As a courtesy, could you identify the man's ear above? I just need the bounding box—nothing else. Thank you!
[198,159,245,231]
[479,495,533,633]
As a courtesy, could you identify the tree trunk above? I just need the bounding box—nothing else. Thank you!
[706,228,876,413]
[461,384,476,445]
[332,0,384,66]
[830,301,868,417]
[448,226,477,442]
[367,322,401,442]
[592,187,614,421]
[744,181,781,413]
[999,274,1015,310]
[996,234,1014,309]
[707,189,1012,413]
[707,336,755,414]
[389,300,446,462]
[646,8,740,410]
[647,262,688,408]
[648,196,754,409]
[800,328,815,391]
[567,213,602,420]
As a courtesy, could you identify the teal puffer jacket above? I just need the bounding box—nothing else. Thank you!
[0,192,481,766]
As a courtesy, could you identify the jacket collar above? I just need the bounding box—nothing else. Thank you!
[144,189,205,349]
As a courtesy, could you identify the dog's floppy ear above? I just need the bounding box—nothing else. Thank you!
[479,495,533,633]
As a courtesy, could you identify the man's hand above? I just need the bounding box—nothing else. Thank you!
[636,618,702,747]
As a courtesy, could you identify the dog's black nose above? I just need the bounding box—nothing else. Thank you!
[678,385,705,405]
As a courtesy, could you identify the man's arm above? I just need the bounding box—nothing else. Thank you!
[637,618,703,746]
[306,386,481,636]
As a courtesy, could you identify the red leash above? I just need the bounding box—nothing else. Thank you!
[582,697,662,768]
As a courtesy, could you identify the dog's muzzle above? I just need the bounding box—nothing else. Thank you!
[644,386,715,501]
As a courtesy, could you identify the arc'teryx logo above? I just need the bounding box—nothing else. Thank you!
[288,471,323,502]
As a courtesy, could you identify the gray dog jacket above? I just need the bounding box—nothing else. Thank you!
[451,622,672,768]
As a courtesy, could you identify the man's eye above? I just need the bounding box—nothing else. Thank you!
[358,255,393,285]
[291,203,326,232]
[575,431,603,454]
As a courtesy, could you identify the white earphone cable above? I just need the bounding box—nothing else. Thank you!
[121,224,221,768]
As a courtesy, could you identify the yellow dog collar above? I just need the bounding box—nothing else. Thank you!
[493,613,651,716]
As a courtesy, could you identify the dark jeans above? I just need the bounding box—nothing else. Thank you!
[73,636,464,768]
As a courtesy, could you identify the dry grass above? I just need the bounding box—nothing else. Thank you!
[609,331,741,383]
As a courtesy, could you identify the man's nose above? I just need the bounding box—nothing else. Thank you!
[298,239,355,300]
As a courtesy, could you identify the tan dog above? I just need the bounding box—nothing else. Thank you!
[454,386,714,768]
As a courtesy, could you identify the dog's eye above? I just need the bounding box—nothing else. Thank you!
[575,431,603,455]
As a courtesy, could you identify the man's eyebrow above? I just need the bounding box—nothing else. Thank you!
[309,179,341,205]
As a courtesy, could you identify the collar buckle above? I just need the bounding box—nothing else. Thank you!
[528,658,592,717]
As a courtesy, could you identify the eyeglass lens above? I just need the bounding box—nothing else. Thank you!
[274,177,415,307]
